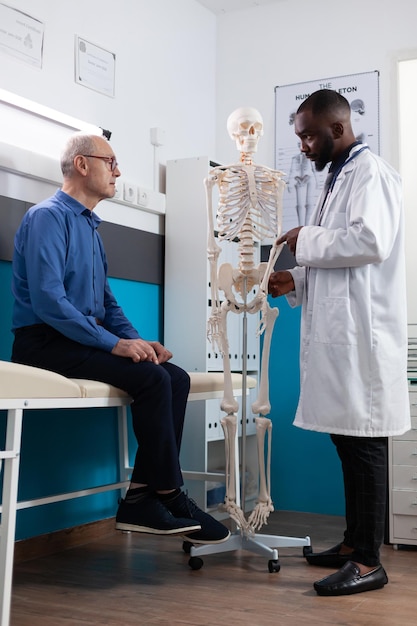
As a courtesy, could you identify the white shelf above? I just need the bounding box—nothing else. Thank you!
[389,377,417,546]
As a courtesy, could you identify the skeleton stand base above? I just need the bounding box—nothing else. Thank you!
[187,530,311,573]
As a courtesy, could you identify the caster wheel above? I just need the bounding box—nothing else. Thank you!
[189,556,204,570]
[268,559,281,573]
[182,541,193,554]
[303,545,313,557]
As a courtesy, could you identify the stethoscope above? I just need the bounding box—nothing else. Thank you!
[317,144,369,224]
[326,144,369,195]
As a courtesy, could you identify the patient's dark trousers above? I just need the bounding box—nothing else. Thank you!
[12,324,190,491]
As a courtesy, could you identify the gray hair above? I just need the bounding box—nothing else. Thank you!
[60,133,97,177]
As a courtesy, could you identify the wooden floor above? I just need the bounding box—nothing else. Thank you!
[10,511,417,626]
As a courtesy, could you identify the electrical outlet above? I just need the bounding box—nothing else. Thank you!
[123,182,136,203]
[137,188,149,207]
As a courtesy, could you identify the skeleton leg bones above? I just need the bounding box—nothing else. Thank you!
[220,413,250,531]
[216,299,250,529]
[248,417,273,531]
[215,258,281,532]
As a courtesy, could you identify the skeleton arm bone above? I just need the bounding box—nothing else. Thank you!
[258,175,286,297]
[205,172,222,297]
[259,239,285,298]
[253,240,284,341]
[205,173,223,345]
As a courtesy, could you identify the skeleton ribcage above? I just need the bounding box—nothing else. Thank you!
[216,165,281,243]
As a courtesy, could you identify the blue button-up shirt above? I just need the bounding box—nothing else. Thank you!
[12,189,140,351]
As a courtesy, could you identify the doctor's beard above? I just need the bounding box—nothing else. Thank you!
[314,135,334,172]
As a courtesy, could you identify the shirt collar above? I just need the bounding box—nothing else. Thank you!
[56,189,102,226]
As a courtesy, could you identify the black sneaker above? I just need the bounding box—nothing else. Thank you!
[115,491,201,535]
[161,491,230,544]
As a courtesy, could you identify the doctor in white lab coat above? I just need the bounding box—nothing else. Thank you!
[269,89,410,597]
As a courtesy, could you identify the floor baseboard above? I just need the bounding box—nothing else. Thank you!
[14,517,116,564]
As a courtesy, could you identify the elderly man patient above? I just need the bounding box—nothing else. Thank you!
[11,132,230,545]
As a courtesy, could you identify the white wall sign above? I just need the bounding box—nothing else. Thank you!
[75,36,115,98]
[0,3,44,68]
[275,71,380,231]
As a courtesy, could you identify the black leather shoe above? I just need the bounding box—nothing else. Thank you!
[305,543,352,568]
[314,561,388,596]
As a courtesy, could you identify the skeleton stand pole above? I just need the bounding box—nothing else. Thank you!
[240,278,248,510]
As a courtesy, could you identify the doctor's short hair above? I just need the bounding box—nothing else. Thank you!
[297,89,351,118]
[60,133,97,178]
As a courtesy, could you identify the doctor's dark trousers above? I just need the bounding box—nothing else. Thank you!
[12,324,189,491]
[330,434,388,567]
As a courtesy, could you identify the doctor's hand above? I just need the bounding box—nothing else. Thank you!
[276,226,303,255]
[268,270,295,298]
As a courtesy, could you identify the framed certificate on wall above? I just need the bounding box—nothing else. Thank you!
[75,36,116,98]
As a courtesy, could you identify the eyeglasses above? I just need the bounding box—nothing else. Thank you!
[82,155,119,172]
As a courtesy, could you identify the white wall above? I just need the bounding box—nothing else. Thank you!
[215,0,417,322]
[399,59,417,326]
[0,0,217,193]
[3,0,417,237]
[215,0,417,169]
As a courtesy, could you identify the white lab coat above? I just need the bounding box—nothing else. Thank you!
[287,145,411,437]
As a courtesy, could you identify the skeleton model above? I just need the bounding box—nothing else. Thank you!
[205,107,286,534]
[187,108,311,571]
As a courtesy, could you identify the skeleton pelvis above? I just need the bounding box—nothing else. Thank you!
[218,262,267,296]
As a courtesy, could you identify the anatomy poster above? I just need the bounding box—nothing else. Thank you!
[275,71,379,231]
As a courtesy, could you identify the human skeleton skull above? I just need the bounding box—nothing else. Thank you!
[227,107,264,154]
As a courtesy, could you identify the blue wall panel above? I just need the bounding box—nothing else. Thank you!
[108,277,163,342]
[267,295,345,516]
